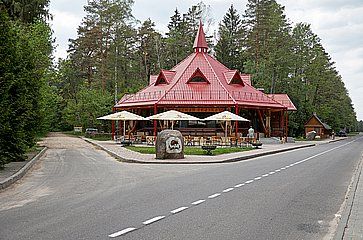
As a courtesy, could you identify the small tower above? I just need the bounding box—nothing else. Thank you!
[193,20,208,53]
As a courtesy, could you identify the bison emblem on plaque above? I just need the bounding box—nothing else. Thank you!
[166,137,182,154]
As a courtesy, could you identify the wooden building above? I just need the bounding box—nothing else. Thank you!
[304,113,332,139]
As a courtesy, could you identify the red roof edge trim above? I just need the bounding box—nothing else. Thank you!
[187,67,210,84]
[224,70,245,86]
[149,75,158,85]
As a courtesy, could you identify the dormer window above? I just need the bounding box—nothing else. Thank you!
[224,70,245,86]
[154,70,176,86]
[230,77,243,85]
[187,68,209,84]
[158,78,167,84]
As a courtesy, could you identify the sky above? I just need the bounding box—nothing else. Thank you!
[49,0,363,120]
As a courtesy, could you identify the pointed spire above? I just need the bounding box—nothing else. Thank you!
[193,20,208,52]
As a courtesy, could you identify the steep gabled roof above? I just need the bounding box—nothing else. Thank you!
[115,21,288,110]
[304,113,332,130]
[154,70,176,85]
[267,94,297,111]
[224,70,244,86]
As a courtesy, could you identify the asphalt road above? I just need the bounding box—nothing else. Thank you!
[0,134,362,240]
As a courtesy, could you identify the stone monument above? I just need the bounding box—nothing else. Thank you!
[156,130,184,159]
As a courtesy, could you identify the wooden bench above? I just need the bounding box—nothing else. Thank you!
[251,142,263,149]
[120,140,132,147]
[201,145,217,155]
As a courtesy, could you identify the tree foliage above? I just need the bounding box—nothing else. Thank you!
[215,4,244,70]
[0,1,52,167]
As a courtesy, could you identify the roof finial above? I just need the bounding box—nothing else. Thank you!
[193,19,208,52]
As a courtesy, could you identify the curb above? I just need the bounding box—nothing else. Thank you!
[84,138,315,164]
[333,152,363,240]
[0,147,48,190]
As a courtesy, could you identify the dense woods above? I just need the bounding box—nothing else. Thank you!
[0,0,359,167]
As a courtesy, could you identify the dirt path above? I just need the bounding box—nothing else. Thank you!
[38,132,91,149]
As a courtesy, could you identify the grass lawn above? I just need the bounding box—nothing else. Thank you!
[125,146,254,155]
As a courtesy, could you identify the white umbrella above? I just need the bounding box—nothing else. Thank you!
[97,110,146,138]
[203,111,250,138]
[146,110,200,130]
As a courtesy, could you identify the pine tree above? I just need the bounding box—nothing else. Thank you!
[215,4,244,70]
[242,0,293,93]
[68,0,135,91]
[137,19,163,83]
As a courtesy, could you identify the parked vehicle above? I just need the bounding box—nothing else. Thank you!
[85,128,98,134]
[336,130,347,137]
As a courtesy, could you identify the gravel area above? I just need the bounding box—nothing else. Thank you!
[38,132,91,149]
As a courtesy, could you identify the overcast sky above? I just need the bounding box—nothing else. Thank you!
[49,0,363,120]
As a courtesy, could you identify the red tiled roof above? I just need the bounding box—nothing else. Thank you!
[241,74,252,85]
[115,22,290,111]
[154,70,176,85]
[223,70,244,86]
[267,94,297,111]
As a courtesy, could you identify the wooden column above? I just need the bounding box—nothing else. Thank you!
[257,110,268,135]
[281,110,285,138]
[266,110,271,137]
[235,104,239,137]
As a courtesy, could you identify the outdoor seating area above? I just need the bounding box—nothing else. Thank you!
[113,133,258,148]
[97,108,266,151]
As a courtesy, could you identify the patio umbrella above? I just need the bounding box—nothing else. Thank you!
[97,111,146,138]
[203,111,250,138]
[146,110,200,130]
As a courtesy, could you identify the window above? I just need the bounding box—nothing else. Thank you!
[189,76,206,83]
[187,68,209,84]
[158,78,167,84]
[230,77,243,85]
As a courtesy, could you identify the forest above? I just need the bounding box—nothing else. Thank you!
[0,0,361,167]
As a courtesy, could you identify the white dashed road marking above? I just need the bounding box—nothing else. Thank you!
[208,193,221,199]
[143,216,165,225]
[222,188,234,193]
[254,177,262,180]
[109,228,136,238]
[234,183,245,188]
[245,180,254,184]
[192,199,206,205]
[171,207,188,214]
